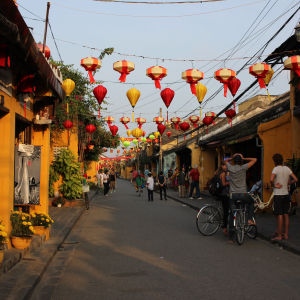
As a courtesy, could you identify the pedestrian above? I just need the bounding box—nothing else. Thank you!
[146,172,154,201]
[103,170,110,196]
[158,171,167,200]
[225,153,257,243]
[132,169,138,186]
[110,169,117,194]
[144,167,150,181]
[178,167,186,198]
[189,165,202,200]
[135,174,145,192]
[270,153,298,241]
[215,162,230,237]
[95,170,102,189]
[167,166,173,188]
[129,170,133,184]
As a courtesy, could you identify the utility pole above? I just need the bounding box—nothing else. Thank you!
[43,2,51,54]
[159,108,163,172]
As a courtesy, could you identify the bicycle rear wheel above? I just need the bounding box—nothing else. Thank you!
[246,224,257,239]
[196,205,221,236]
[234,211,244,245]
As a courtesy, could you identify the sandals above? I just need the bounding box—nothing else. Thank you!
[269,233,278,238]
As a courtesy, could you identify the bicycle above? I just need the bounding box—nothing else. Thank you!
[84,192,90,210]
[196,200,224,236]
[136,185,143,196]
[233,200,257,245]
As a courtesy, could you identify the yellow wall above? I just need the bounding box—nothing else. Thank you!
[200,148,217,191]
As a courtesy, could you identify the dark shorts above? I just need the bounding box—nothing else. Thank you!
[273,195,290,215]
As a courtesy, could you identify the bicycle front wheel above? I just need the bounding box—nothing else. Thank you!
[246,224,257,239]
[196,205,221,236]
[234,211,244,245]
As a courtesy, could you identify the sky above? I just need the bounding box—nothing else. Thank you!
[18,0,300,157]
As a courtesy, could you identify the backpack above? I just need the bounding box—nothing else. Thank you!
[208,174,223,197]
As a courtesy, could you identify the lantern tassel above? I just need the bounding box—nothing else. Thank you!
[190,83,197,95]
[139,124,142,129]
[99,108,100,119]
[119,71,129,83]
[88,70,96,83]
[257,77,266,89]
[266,89,271,101]
[207,127,209,135]
[228,119,232,127]
[124,124,129,130]
[132,110,134,122]
[223,83,228,97]
[154,79,161,90]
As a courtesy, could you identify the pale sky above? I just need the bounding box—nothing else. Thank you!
[18,0,300,157]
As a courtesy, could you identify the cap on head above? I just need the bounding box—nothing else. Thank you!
[233,154,242,163]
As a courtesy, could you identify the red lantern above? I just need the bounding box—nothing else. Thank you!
[80,57,101,83]
[135,117,146,129]
[171,117,181,130]
[160,88,174,121]
[142,131,146,137]
[153,116,164,125]
[37,43,50,60]
[103,148,107,152]
[167,131,171,142]
[154,138,159,143]
[63,120,73,145]
[110,149,113,154]
[182,69,204,95]
[113,60,135,83]
[0,44,10,68]
[87,144,94,150]
[189,115,200,128]
[205,112,216,125]
[202,116,213,134]
[225,109,236,127]
[110,125,118,146]
[146,66,167,89]
[227,78,241,110]
[157,123,166,136]
[104,116,115,128]
[120,117,130,129]
[86,124,96,142]
[214,68,236,97]
[93,85,107,118]
[179,122,190,140]
[249,63,271,89]
[117,149,120,154]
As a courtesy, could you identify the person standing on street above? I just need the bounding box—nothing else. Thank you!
[146,172,154,201]
[129,170,133,184]
[103,170,110,196]
[270,153,298,241]
[144,167,150,181]
[110,169,117,194]
[132,169,138,186]
[178,167,186,198]
[189,165,202,200]
[158,171,167,200]
[95,170,102,189]
[225,153,257,243]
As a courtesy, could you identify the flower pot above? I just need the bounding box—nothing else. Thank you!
[11,236,33,250]
[57,204,62,207]
[33,226,51,241]
[0,250,4,266]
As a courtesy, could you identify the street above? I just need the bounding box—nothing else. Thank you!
[31,180,300,300]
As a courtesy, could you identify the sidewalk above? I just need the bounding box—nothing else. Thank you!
[0,190,97,300]
[159,187,300,255]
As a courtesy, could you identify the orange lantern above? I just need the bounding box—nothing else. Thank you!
[146,66,167,89]
[80,57,101,83]
[214,68,236,97]
[284,55,300,77]
[113,60,135,83]
[135,117,146,129]
[182,69,204,95]
[120,117,130,129]
[171,117,181,130]
[153,117,164,125]
[117,149,120,154]
[249,63,271,89]
[104,116,115,128]
[110,149,113,154]
[189,115,200,128]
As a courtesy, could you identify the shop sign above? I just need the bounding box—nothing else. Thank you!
[18,144,34,153]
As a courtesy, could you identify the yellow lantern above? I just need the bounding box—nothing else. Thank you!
[126,130,132,137]
[126,88,141,121]
[61,79,75,97]
[154,132,160,139]
[132,128,143,139]
[120,137,125,143]
[196,82,207,118]
[263,68,274,101]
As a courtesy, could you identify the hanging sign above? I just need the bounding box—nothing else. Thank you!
[18,144,34,153]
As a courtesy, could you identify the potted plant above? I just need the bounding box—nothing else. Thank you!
[10,211,35,249]
[30,211,54,241]
[0,217,8,266]
[52,196,66,207]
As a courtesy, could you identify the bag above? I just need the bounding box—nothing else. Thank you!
[208,174,223,197]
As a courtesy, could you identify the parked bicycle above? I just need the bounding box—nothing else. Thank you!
[233,200,257,245]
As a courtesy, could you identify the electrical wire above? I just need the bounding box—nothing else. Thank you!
[93,0,228,4]
[48,22,63,62]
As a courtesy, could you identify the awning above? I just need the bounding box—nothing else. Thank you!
[207,140,223,147]
[222,134,257,146]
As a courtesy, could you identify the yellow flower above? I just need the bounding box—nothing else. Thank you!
[29,226,34,231]
[22,217,25,220]
[40,223,43,225]
[0,225,4,230]
[2,232,7,237]
[27,222,32,226]
[32,214,36,218]
[41,218,45,221]
[51,220,54,223]
[22,221,27,226]
[46,219,49,222]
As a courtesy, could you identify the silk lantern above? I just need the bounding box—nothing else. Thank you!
[189,115,200,128]
[37,43,50,60]
[182,69,204,95]
[196,82,207,118]
[120,137,125,143]
[214,68,236,97]
[263,68,274,101]
[132,128,143,139]
[179,122,190,140]
[127,88,141,121]
[167,131,171,142]
[146,66,167,89]
[154,132,160,139]
[249,63,271,89]
[63,120,73,146]
[120,117,130,129]
[160,88,174,121]
[225,109,236,127]
[61,79,75,97]
[126,130,132,137]
[135,117,146,129]
[104,116,115,128]
[202,116,213,134]
[157,123,166,136]
[149,135,155,141]
[153,117,164,125]
[93,85,107,118]
[123,141,130,147]
[171,117,181,130]
[284,55,300,76]
[110,149,113,154]
[103,148,107,152]
[110,125,118,146]
[86,124,96,142]
[227,78,241,110]
[80,57,101,83]
[113,60,135,83]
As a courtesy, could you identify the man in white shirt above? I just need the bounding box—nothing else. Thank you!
[146,172,154,201]
[270,153,298,241]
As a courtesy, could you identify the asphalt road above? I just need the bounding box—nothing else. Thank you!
[31,180,300,300]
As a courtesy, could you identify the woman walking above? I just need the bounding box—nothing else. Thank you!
[178,167,186,198]
[146,172,154,201]
[110,169,117,194]
[103,170,110,196]
[158,171,167,200]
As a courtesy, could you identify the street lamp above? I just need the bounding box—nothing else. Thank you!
[295,23,300,42]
